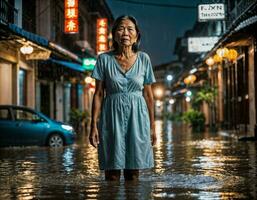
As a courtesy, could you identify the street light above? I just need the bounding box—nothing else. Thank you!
[186,90,192,97]
[153,87,164,99]
[185,97,191,102]
[166,74,173,81]
[169,98,175,104]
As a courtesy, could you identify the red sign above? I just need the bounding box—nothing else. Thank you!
[64,0,79,33]
[96,18,108,54]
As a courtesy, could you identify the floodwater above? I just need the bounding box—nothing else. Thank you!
[0,120,257,199]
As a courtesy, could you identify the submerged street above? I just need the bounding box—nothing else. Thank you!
[0,120,256,200]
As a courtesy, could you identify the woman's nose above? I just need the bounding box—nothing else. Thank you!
[122,28,129,35]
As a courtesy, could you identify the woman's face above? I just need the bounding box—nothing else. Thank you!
[114,19,138,48]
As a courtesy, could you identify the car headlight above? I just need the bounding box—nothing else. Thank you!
[61,124,73,131]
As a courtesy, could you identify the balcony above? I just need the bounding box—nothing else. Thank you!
[0,0,18,24]
[227,0,257,29]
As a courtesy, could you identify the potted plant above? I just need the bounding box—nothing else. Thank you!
[69,108,90,133]
[192,84,217,131]
[182,109,205,132]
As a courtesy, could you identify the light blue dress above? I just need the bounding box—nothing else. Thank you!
[91,51,156,170]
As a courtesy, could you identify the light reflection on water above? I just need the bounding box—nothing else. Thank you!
[0,120,256,199]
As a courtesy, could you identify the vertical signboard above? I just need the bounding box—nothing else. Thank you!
[64,0,79,33]
[96,18,108,54]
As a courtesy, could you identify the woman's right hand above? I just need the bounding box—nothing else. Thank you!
[89,126,99,148]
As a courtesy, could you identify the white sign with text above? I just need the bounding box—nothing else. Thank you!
[198,4,225,21]
[188,37,219,53]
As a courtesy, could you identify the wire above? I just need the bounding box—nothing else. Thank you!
[111,0,196,9]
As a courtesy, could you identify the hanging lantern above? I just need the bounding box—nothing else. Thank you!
[227,49,238,61]
[184,74,196,85]
[20,44,34,54]
[213,54,223,63]
[216,47,229,58]
[206,57,214,66]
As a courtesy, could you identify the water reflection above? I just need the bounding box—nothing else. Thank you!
[0,120,257,199]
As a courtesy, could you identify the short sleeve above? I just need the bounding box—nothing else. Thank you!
[91,55,105,81]
[144,54,156,85]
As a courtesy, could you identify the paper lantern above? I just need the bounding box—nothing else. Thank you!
[206,57,214,66]
[184,75,197,85]
[227,49,238,61]
[213,54,223,63]
[216,47,229,58]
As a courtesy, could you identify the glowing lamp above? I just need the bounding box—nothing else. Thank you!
[153,87,164,99]
[20,45,33,54]
[206,57,214,66]
[216,47,229,58]
[184,74,196,85]
[213,54,222,63]
[169,98,175,104]
[185,97,191,102]
[85,76,93,84]
[227,49,238,61]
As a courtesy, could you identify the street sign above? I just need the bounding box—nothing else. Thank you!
[198,3,225,22]
[188,37,219,53]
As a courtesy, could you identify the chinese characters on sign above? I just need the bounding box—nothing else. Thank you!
[64,0,79,33]
[96,18,108,54]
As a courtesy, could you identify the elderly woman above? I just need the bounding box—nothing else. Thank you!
[89,15,156,181]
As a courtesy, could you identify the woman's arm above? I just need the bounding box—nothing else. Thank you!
[143,84,157,146]
[89,80,104,148]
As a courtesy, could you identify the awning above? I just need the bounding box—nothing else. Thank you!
[234,15,257,32]
[8,23,49,47]
[50,59,85,73]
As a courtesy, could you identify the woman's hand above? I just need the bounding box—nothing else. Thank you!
[89,80,104,148]
[89,126,99,148]
[151,127,157,146]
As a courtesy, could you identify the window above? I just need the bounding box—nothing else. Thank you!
[19,69,27,106]
[13,109,43,122]
[0,108,11,120]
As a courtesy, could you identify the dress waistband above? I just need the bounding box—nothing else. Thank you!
[106,91,143,97]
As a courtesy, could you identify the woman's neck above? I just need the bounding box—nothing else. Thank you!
[116,46,135,59]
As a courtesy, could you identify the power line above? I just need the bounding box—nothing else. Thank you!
[111,0,196,9]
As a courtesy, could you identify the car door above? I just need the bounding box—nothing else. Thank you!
[12,108,48,146]
[0,107,17,146]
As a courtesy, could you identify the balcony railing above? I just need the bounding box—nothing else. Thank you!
[226,0,257,29]
[0,0,18,24]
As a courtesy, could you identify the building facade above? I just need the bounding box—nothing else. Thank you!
[0,0,114,125]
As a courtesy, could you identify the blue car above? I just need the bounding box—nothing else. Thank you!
[0,105,76,147]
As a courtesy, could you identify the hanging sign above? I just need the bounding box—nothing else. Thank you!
[82,58,96,70]
[96,18,108,54]
[198,3,225,21]
[64,0,79,33]
[188,37,219,53]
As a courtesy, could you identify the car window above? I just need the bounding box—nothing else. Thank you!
[0,108,11,120]
[13,109,44,122]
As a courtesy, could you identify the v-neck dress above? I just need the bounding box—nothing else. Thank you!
[91,51,156,170]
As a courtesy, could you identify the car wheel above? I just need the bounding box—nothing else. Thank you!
[48,134,64,147]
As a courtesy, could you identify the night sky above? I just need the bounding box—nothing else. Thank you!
[106,0,202,66]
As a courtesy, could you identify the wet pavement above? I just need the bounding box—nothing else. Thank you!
[0,120,257,199]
